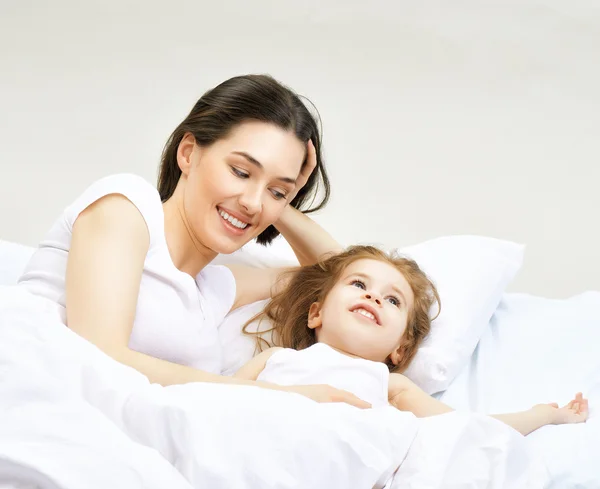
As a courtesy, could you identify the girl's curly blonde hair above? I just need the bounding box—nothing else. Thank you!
[244,245,441,372]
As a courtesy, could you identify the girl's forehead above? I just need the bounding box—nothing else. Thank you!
[343,258,400,278]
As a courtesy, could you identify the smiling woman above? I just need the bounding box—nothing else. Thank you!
[158,74,330,246]
[15,74,367,409]
[162,121,305,259]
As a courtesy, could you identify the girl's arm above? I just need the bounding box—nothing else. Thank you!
[65,194,368,409]
[388,373,588,436]
[234,347,283,380]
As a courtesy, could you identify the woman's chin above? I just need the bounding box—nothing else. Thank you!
[209,210,266,254]
[209,233,258,256]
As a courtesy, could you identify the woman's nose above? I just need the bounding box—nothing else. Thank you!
[364,293,381,306]
[238,188,262,215]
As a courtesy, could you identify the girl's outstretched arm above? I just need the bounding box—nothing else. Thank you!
[388,373,588,436]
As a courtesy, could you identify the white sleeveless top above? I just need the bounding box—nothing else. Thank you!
[258,343,391,408]
[17,173,236,373]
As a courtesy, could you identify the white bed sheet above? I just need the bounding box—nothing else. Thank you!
[0,240,595,487]
[0,240,34,287]
[0,285,547,488]
[440,292,600,489]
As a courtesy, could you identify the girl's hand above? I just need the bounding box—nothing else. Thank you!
[283,384,371,409]
[535,392,589,425]
[287,140,317,203]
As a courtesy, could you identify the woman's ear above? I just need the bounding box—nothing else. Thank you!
[177,133,197,176]
[307,302,323,329]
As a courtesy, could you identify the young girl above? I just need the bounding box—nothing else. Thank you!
[236,245,588,436]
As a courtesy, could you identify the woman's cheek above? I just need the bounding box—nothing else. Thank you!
[263,197,286,223]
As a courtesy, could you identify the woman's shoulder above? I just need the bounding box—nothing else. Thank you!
[70,173,160,209]
[64,173,164,245]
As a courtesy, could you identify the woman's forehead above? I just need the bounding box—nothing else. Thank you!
[219,121,305,174]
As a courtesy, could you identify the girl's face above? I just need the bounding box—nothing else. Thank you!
[177,121,306,254]
[308,259,415,365]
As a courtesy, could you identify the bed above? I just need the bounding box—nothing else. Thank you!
[440,291,600,488]
[0,238,598,488]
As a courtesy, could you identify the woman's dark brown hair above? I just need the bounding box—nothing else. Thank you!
[245,245,441,373]
[158,74,330,245]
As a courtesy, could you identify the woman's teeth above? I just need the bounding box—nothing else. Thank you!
[354,308,376,322]
[219,209,249,229]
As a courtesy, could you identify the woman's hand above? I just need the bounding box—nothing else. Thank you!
[287,140,317,203]
[272,139,342,267]
[534,392,589,425]
[283,384,372,409]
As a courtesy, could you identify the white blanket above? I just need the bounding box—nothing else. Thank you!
[0,286,548,489]
[440,292,600,488]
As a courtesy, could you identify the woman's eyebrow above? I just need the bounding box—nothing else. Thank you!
[231,151,296,184]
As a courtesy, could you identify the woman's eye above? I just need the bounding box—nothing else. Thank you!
[351,280,366,289]
[270,189,286,200]
[386,296,400,307]
[232,167,249,179]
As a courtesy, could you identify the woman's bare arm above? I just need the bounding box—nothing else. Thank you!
[65,196,368,408]
[226,205,344,310]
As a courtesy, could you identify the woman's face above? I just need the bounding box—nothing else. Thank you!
[179,121,306,255]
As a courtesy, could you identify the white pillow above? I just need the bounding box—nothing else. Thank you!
[215,235,525,394]
[399,236,523,394]
[0,240,36,286]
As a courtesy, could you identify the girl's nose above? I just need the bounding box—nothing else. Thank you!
[364,293,381,305]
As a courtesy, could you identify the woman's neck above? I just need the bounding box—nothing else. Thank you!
[162,195,217,277]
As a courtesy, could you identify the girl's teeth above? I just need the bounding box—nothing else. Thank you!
[355,308,375,321]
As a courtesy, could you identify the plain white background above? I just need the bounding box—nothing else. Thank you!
[0,0,598,298]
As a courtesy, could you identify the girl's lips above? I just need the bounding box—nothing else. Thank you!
[349,303,381,325]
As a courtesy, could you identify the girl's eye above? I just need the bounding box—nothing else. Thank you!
[270,189,287,200]
[232,167,249,179]
[351,280,366,290]
[386,296,401,307]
